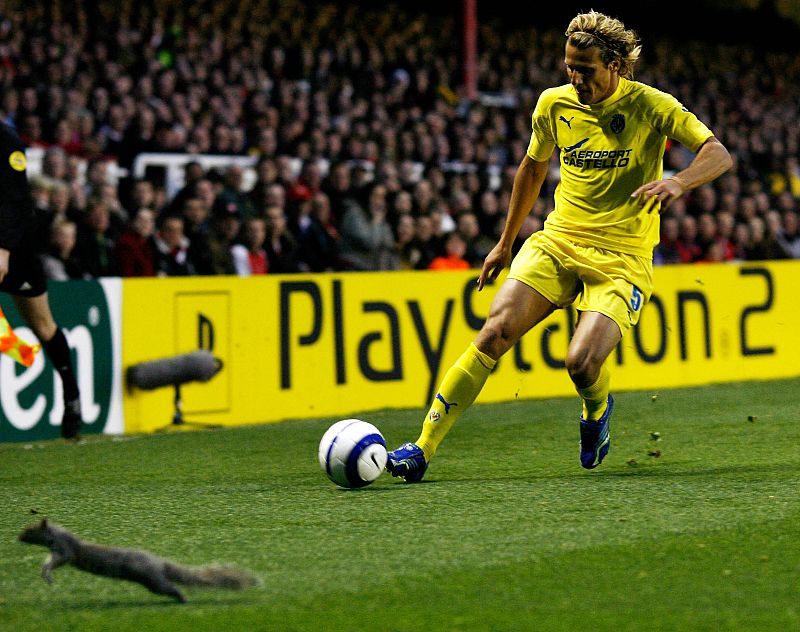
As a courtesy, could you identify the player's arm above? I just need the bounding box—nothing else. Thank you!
[477,155,548,290]
[631,137,732,211]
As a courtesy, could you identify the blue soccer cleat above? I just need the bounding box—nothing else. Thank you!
[579,394,614,469]
[386,442,428,482]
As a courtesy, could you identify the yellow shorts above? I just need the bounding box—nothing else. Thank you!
[508,231,653,335]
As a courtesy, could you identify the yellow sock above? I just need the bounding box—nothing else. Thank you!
[415,343,496,461]
[577,363,610,421]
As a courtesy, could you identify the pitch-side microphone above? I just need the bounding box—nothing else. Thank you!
[126,350,223,391]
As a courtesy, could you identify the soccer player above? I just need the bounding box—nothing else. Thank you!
[0,121,84,439]
[386,11,732,481]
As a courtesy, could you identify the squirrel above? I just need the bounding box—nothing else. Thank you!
[19,518,257,603]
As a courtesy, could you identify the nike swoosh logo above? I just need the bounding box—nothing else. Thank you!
[564,138,589,153]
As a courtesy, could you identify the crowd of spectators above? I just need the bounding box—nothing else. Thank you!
[2,0,799,280]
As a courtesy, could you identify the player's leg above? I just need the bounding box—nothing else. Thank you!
[567,247,653,469]
[386,279,556,481]
[14,293,83,439]
[417,279,556,458]
[567,311,620,469]
[567,311,621,418]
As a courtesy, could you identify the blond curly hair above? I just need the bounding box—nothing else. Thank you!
[565,11,642,79]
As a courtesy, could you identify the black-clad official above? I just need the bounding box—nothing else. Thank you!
[0,122,83,439]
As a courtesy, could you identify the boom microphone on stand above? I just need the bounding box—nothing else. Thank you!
[126,350,224,429]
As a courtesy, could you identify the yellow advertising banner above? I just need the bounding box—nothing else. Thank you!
[122,261,799,434]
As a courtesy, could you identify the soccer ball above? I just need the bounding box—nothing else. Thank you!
[318,419,388,488]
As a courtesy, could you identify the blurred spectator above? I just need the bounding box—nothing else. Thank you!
[99,104,128,159]
[170,161,207,213]
[96,182,128,239]
[323,162,357,223]
[291,194,338,272]
[288,160,322,204]
[676,215,702,263]
[408,213,439,270]
[700,240,725,263]
[127,179,159,215]
[391,190,414,222]
[476,190,504,238]
[213,164,255,221]
[714,211,737,261]
[231,217,269,276]
[696,213,717,256]
[428,232,470,270]
[207,206,241,276]
[20,114,47,149]
[113,208,157,277]
[118,107,157,169]
[193,178,218,217]
[248,157,280,212]
[412,179,439,216]
[765,210,792,259]
[74,198,118,277]
[264,205,302,273]
[395,214,418,270]
[29,176,55,244]
[308,192,341,271]
[743,215,788,261]
[455,210,489,266]
[41,219,83,280]
[732,222,750,261]
[777,210,800,258]
[152,214,195,276]
[84,159,110,199]
[180,196,215,274]
[430,203,456,242]
[654,215,682,265]
[338,183,397,270]
[744,217,768,261]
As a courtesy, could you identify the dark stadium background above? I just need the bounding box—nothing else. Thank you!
[391,0,800,47]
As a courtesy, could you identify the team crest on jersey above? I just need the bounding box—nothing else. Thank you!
[610,114,625,134]
[429,410,441,422]
[9,150,26,171]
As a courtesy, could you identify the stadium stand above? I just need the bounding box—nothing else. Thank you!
[0,0,797,277]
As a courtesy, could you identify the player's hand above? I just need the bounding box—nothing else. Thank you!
[631,177,686,212]
[477,242,512,291]
[0,248,9,284]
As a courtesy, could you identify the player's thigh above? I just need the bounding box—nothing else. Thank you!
[475,278,556,358]
[14,293,57,340]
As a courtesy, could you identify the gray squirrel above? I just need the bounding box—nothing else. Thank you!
[19,518,257,603]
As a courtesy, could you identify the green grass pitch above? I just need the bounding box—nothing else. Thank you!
[1,378,799,631]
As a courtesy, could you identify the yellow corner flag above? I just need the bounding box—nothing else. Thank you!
[0,306,40,367]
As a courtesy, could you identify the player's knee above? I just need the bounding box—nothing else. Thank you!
[566,347,601,388]
[475,319,515,359]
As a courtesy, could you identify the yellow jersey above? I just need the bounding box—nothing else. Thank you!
[526,77,714,256]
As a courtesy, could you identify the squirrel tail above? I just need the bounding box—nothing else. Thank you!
[164,563,258,589]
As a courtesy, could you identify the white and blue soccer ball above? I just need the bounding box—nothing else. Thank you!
[318,419,387,488]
